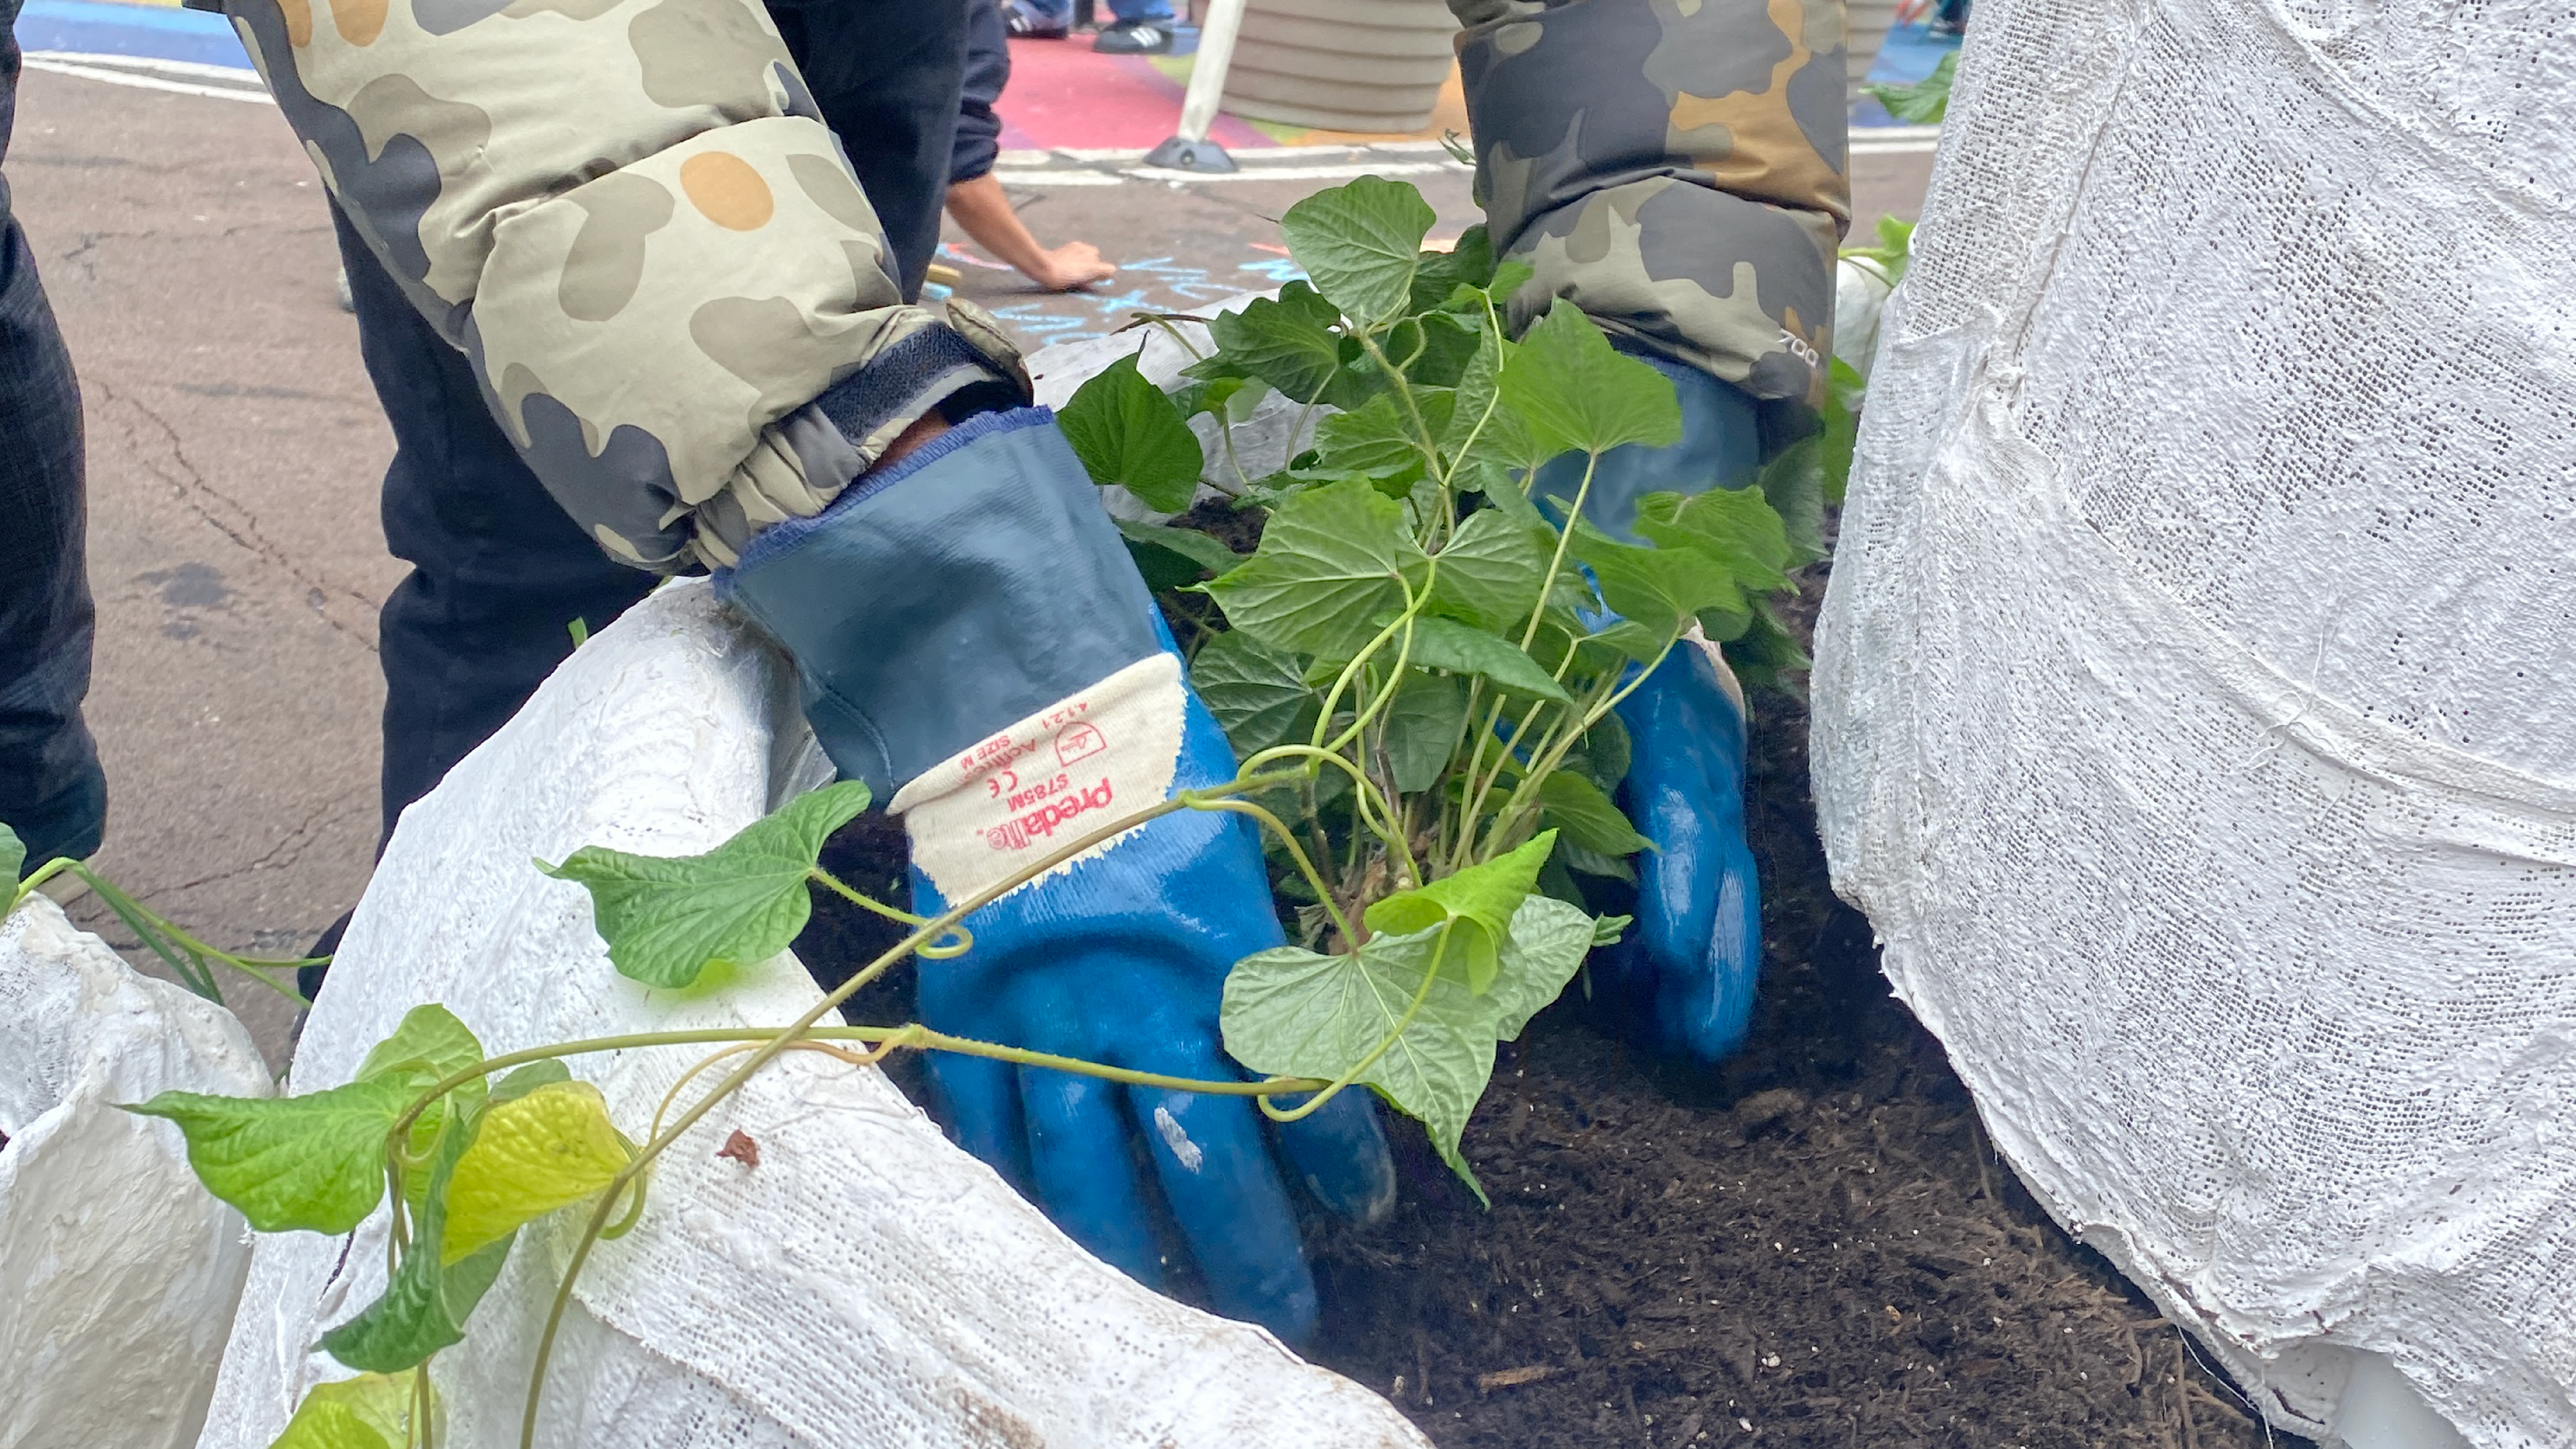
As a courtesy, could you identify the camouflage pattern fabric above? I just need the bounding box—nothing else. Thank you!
[1449,0,1851,408]
[222,0,1016,570]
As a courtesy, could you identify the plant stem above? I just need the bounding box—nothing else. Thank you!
[1450,693,1556,875]
[1307,584,1424,757]
[1182,794,1357,948]
[514,776,1324,1448]
[1354,327,1440,464]
[1519,450,1598,653]
[1217,414,1254,496]
[1436,307,1511,492]
[8,853,74,908]
[1481,637,1676,856]
[807,867,969,958]
[1136,314,1211,362]
[8,859,314,1006]
[1239,743,1409,886]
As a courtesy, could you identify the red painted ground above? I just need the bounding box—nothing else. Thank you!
[996,37,1284,151]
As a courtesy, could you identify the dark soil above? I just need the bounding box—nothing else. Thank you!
[795,568,2303,1449]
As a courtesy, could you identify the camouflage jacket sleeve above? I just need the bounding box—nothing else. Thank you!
[1448,0,1851,408]
[221,0,1022,571]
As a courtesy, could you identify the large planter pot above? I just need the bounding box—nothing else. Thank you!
[1846,0,1903,103]
[1219,0,1461,134]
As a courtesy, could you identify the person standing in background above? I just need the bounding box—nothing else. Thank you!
[1002,0,1179,54]
[949,0,1117,290]
[0,0,107,882]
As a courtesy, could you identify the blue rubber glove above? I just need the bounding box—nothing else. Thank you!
[720,408,1394,1344]
[1534,355,1766,1062]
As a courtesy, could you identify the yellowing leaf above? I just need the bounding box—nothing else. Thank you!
[355,1003,487,1179]
[318,1071,532,1372]
[1362,831,1557,994]
[267,1371,424,1449]
[127,1078,409,1235]
[440,1079,631,1264]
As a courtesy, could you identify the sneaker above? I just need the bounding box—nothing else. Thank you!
[1092,18,1173,53]
[1003,2,1068,37]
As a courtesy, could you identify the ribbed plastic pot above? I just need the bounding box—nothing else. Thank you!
[1845,0,1902,103]
[1218,0,1460,134]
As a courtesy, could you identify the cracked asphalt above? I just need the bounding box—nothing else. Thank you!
[15,70,394,1062]
[12,67,1929,1068]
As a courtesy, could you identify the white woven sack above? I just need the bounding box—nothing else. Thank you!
[192,580,1426,1449]
[1811,0,2576,1445]
[1,893,272,1449]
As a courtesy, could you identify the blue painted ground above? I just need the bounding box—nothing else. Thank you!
[1853,21,1961,126]
[15,0,252,68]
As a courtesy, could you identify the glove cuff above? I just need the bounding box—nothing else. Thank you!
[890,652,1188,904]
[718,408,1163,796]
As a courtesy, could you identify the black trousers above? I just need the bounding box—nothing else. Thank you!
[0,0,106,874]
[344,0,968,849]
[952,0,1008,186]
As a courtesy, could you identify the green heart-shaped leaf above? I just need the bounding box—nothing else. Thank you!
[538,780,871,989]
[1058,353,1206,513]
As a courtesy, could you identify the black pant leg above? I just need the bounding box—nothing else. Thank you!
[770,0,971,299]
[0,0,106,873]
[951,0,1009,186]
[333,205,657,845]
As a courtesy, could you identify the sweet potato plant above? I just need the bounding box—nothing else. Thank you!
[2,176,1824,1447]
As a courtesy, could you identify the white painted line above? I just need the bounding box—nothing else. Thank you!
[1124,159,1465,183]
[990,169,1128,186]
[1055,146,1155,163]
[25,50,259,83]
[1231,147,1365,163]
[23,56,273,103]
[1849,123,1941,155]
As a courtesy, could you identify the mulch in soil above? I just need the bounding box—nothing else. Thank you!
[794,570,2305,1449]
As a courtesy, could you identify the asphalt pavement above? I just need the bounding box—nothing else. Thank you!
[9,61,1930,1066]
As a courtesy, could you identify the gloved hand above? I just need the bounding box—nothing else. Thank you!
[1535,353,1766,1062]
[721,408,1394,1343]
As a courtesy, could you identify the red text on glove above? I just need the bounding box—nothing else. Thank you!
[985,777,1114,851]
[1055,722,1107,765]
